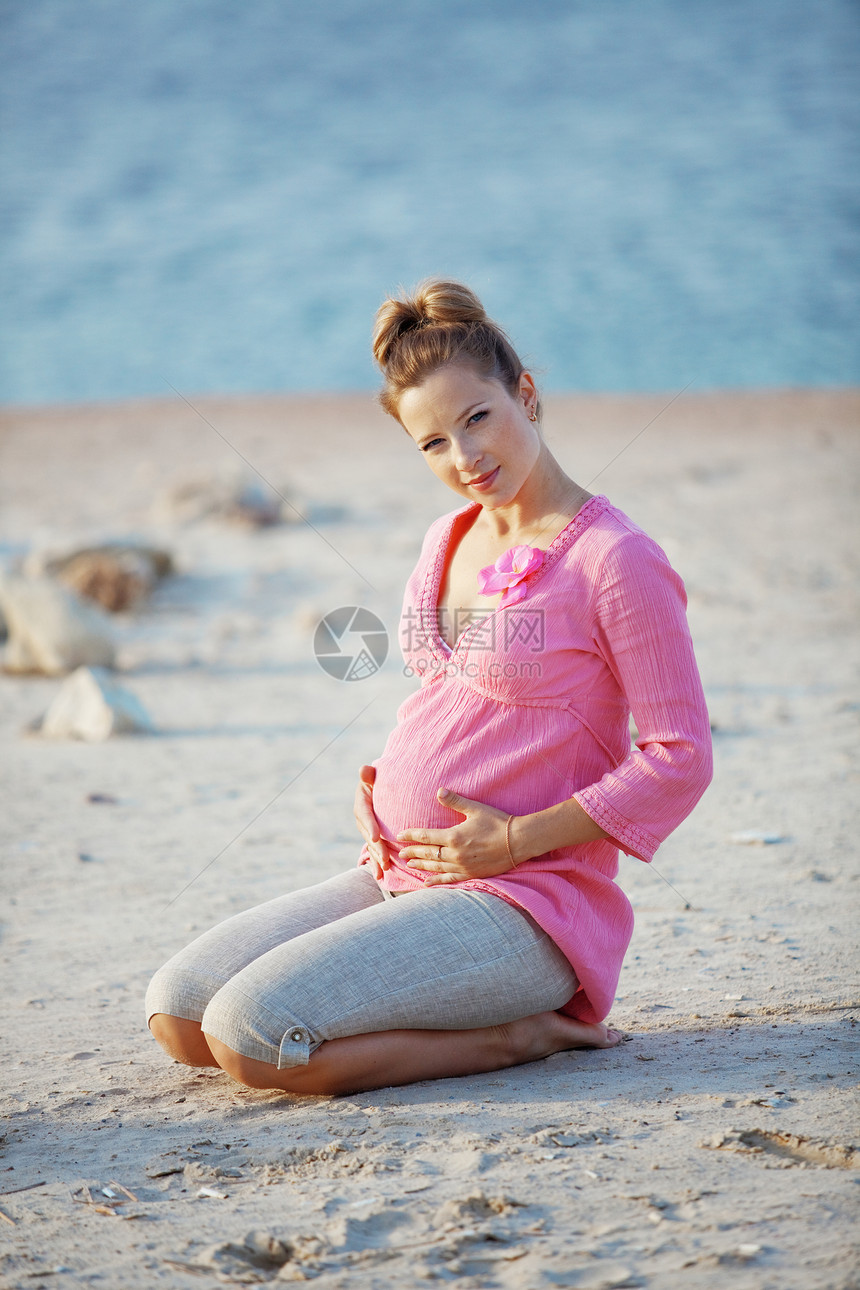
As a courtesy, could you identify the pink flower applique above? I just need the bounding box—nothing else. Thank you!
[477,544,545,607]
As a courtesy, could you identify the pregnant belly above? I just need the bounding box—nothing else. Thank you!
[370,684,591,848]
[371,720,470,845]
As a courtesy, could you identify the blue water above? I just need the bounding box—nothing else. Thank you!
[1,0,858,404]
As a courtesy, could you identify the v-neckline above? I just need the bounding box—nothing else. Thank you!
[427,494,609,659]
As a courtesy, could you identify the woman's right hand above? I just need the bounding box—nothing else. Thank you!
[354,765,391,880]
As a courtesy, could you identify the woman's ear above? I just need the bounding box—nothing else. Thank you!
[518,370,538,413]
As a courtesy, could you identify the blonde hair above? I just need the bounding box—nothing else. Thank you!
[372,278,537,421]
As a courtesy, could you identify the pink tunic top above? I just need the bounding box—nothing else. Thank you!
[362,494,713,1023]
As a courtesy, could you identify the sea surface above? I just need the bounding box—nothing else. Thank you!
[0,0,858,404]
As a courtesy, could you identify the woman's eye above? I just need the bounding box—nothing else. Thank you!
[468,410,487,425]
[421,438,444,452]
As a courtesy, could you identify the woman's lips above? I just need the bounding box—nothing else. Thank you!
[466,466,500,492]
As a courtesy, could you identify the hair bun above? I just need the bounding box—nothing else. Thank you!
[372,278,486,368]
[372,277,533,424]
[412,279,487,327]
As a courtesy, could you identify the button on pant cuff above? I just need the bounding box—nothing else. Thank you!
[277,1024,316,1069]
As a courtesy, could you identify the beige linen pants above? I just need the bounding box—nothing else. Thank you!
[145,866,577,1069]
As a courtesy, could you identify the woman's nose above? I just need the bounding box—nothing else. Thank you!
[450,437,480,472]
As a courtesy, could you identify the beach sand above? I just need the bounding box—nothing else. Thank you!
[0,388,858,1288]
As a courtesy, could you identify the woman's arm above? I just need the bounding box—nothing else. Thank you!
[569,531,713,863]
[508,795,608,860]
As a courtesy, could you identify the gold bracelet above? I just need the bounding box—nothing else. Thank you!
[505,814,518,868]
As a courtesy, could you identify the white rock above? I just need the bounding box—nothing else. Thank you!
[0,576,116,675]
[36,667,151,741]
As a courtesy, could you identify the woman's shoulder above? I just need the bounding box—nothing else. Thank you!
[559,495,656,555]
[561,496,681,585]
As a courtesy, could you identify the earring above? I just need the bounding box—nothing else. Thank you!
[529,410,538,422]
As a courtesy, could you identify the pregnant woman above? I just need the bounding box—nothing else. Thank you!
[146,280,713,1096]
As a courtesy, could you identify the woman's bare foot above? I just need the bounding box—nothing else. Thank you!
[547,1011,626,1050]
[498,1010,626,1065]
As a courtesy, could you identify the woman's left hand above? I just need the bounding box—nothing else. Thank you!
[396,788,519,885]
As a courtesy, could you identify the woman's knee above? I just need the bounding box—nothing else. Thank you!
[149,1013,216,1067]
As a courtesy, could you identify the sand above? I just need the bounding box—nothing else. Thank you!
[0,388,858,1289]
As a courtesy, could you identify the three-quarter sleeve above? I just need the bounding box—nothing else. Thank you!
[573,532,713,862]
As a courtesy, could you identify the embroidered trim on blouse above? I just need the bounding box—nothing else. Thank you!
[573,786,661,862]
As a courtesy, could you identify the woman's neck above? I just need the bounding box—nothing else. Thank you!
[476,450,591,546]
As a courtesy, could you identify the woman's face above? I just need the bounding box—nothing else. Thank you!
[397,363,541,508]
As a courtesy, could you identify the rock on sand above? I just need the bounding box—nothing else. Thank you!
[23,542,174,612]
[0,576,116,674]
[33,665,152,741]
